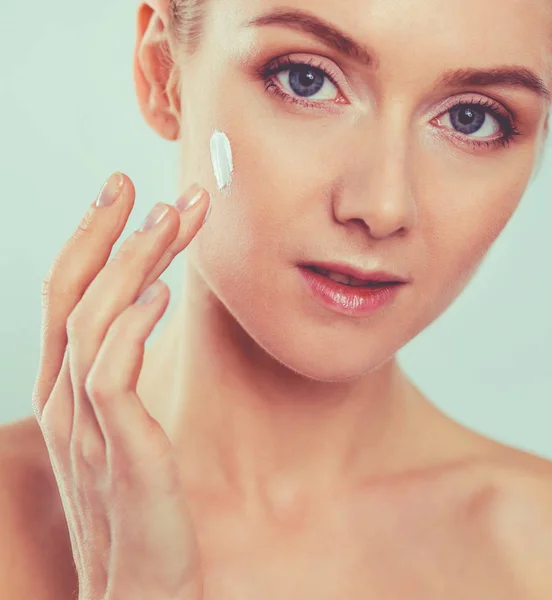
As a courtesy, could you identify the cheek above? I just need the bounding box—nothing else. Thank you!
[423,167,530,303]
[184,108,355,358]
[191,113,345,271]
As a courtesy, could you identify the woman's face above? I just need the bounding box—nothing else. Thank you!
[176,0,551,381]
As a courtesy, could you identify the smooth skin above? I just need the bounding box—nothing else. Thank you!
[2,0,552,598]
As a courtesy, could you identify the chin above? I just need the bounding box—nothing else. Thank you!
[273,350,395,383]
[238,309,403,383]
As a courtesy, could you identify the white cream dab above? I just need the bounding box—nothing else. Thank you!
[210,130,234,191]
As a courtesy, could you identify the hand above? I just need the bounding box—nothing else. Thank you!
[32,173,210,600]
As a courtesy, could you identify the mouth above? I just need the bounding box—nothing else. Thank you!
[297,263,407,316]
[301,265,406,288]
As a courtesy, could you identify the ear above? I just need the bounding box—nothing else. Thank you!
[133,3,181,141]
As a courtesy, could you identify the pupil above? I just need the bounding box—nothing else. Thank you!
[459,108,475,125]
[300,71,316,86]
[450,105,485,135]
[289,66,324,97]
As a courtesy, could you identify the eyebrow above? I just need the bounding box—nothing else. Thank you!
[244,7,375,67]
[438,67,551,102]
[244,7,551,102]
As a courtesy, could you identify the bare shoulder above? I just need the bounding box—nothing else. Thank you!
[0,416,77,599]
[0,416,59,521]
[0,416,59,513]
[468,446,552,598]
[476,444,552,524]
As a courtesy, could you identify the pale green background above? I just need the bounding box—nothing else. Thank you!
[1,2,550,458]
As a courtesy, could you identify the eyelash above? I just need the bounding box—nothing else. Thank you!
[259,56,342,110]
[259,56,522,151]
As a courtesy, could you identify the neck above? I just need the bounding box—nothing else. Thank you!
[138,264,442,512]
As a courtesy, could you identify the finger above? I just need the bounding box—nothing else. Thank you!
[39,347,107,471]
[39,347,74,452]
[33,172,134,421]
[67,184,209,389]
[138,188,212,295]
[67,185,208,456]
[84,280,171,461]
[34,349,86,575]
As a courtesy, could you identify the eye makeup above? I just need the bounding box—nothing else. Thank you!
[257,53,349,114]
[256,53,524,151]
[430,95,521,150]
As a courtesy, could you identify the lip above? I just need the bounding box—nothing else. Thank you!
[297,263,408,317]
[299,261,410,284]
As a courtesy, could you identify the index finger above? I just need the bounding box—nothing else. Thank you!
[33,172,134,419]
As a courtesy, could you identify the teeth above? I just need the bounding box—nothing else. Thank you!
[312,267,369,286]
[310,266,391,287]
[349,275,371,286]
[327,271,352,285]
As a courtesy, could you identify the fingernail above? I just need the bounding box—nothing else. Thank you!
[96,172,124,207]
[202,201,212,226]
[136,280,163,305]
[174,183,205,213]
[210,130,233,191]
[138,203,169,232]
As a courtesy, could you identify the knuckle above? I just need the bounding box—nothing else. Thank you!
[111,236,135,261]
[66,307,96,341]
[84,374,116,406]
[67,308,102,346]
[108,313,144,345]
[75,428,106,466]
[112,235,148,273]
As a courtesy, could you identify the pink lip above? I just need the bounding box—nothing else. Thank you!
[301,261,409,284]
[298,265,406,317]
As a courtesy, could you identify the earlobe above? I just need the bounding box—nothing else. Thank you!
[133,3,181,141]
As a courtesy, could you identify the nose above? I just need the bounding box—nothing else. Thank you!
[331,140,418,239]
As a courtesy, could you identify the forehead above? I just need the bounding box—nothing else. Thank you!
[215,0,552,84]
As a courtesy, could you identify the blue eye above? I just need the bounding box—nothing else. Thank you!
[436,98,522,150]
[260,57,341,106]
[281,65,329,98]
[450,105,487,135]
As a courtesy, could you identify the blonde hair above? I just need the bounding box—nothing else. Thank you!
[168,0,207,55]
